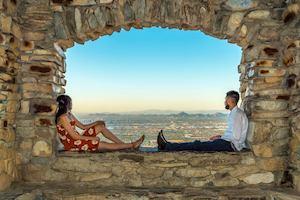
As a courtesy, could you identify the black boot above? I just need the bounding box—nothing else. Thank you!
[160,130,168,143]
[157,130,167,150]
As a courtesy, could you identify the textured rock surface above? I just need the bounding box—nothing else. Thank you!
[0,0,299,193]
[1,182,300,200]
[21,151,264,188]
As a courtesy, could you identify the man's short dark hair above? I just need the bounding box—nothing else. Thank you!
[226,90,239,104]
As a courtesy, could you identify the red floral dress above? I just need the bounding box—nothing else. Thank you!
[56,119,100,152]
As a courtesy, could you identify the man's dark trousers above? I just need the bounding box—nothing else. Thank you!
[164,139,235,152]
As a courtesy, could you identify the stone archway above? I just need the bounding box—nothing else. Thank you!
[0,0,299,192]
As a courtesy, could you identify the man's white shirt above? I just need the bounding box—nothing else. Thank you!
[221,105,248,151]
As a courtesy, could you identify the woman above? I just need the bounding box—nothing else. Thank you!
[55,94,144,152]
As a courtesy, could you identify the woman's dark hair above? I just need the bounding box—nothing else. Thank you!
[55,94,72,124]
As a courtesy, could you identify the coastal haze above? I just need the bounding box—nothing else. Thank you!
[75,111,228,147]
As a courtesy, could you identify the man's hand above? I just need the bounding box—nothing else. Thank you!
[209,135,222,141]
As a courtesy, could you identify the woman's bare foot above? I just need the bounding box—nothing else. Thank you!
[132,135,145,149]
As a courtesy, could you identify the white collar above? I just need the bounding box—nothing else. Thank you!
[230,105,238,113]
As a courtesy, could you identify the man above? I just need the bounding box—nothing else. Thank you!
[157,90,248,152]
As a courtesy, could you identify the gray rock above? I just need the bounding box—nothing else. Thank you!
[247,10,270,19]
[94,7,106,29]
[87,14,99,30]
[242,172,274,184]
[227,12,244,36]
[75,8,82,34]
[255,100,288,111]
[225,0,258,11]
[175,168,210,178]
[54,13,68,39]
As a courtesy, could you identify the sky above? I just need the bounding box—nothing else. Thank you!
[65,27,242,114]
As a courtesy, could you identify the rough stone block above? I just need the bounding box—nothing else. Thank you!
[227,12,244,36]
[151,162,188,168]
[252,144,273,157]
[175,168,210,178]
[23,31,45,41]
[254,100,288,111]
[0,145,14,160]
[242,172,274,184]
[189,154,241,167]
[293,172,300,192]
[77,172,112,182]
[0,0,3,10]
[23,83,53,93]
[0,33,5,45]
[265,77,283,83]
[255,60,274,67]
[0,73,12,82]
[247,10,270,19]
[32,140,52,157]
[20,41,35,51]
[30,102,57,115]
[71,0,96,6]
[225,0,258,11]
[0,173,12,191]
[137,167,164,178]
[246,120,273,144]
[258,68,286,77]
[229,165,260,177]
[19,139,33,152]
[213,176,239,187]
[16,127,35,138]
[257,157,287,171]
[0,159,15,176]
[52,157,112,173]
[0,129,15,143]
[0,15,12,33]
[96,0,113,4]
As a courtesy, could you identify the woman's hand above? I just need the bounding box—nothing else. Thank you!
[209,135,222,141]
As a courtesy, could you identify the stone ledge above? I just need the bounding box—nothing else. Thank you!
[57,147,253,156]
[54,150,255,167]
[1,182,299,200]
[22,149,280,188]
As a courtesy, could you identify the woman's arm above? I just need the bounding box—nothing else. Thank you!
[69,113,88,130]
[60,115,99,141]
[84,120,105,129]
[70,113,105,130]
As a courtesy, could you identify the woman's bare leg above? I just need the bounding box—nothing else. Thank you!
[98,141,132,151]
[95,125,124,143]
[98,136,144,151]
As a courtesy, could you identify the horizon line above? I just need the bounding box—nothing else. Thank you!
[73,109,228,115]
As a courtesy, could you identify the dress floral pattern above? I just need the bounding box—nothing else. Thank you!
[56,120,99,152]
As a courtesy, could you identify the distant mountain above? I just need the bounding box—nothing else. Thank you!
[75,109,227,116]
[177,112,190,117]
[75,110,228,120]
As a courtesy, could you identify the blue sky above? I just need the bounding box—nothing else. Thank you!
[65,27,241,113]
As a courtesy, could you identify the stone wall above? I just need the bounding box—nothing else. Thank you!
[282,3,300,192]
[0,0,21,191]
[23,151,283,188]
[239,2,300,191]
[0,0,299,192]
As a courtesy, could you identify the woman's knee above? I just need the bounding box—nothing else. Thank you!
[95,124,105,132]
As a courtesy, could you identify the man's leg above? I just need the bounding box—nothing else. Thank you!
[164,139,235,152]
[164,141,199,151]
